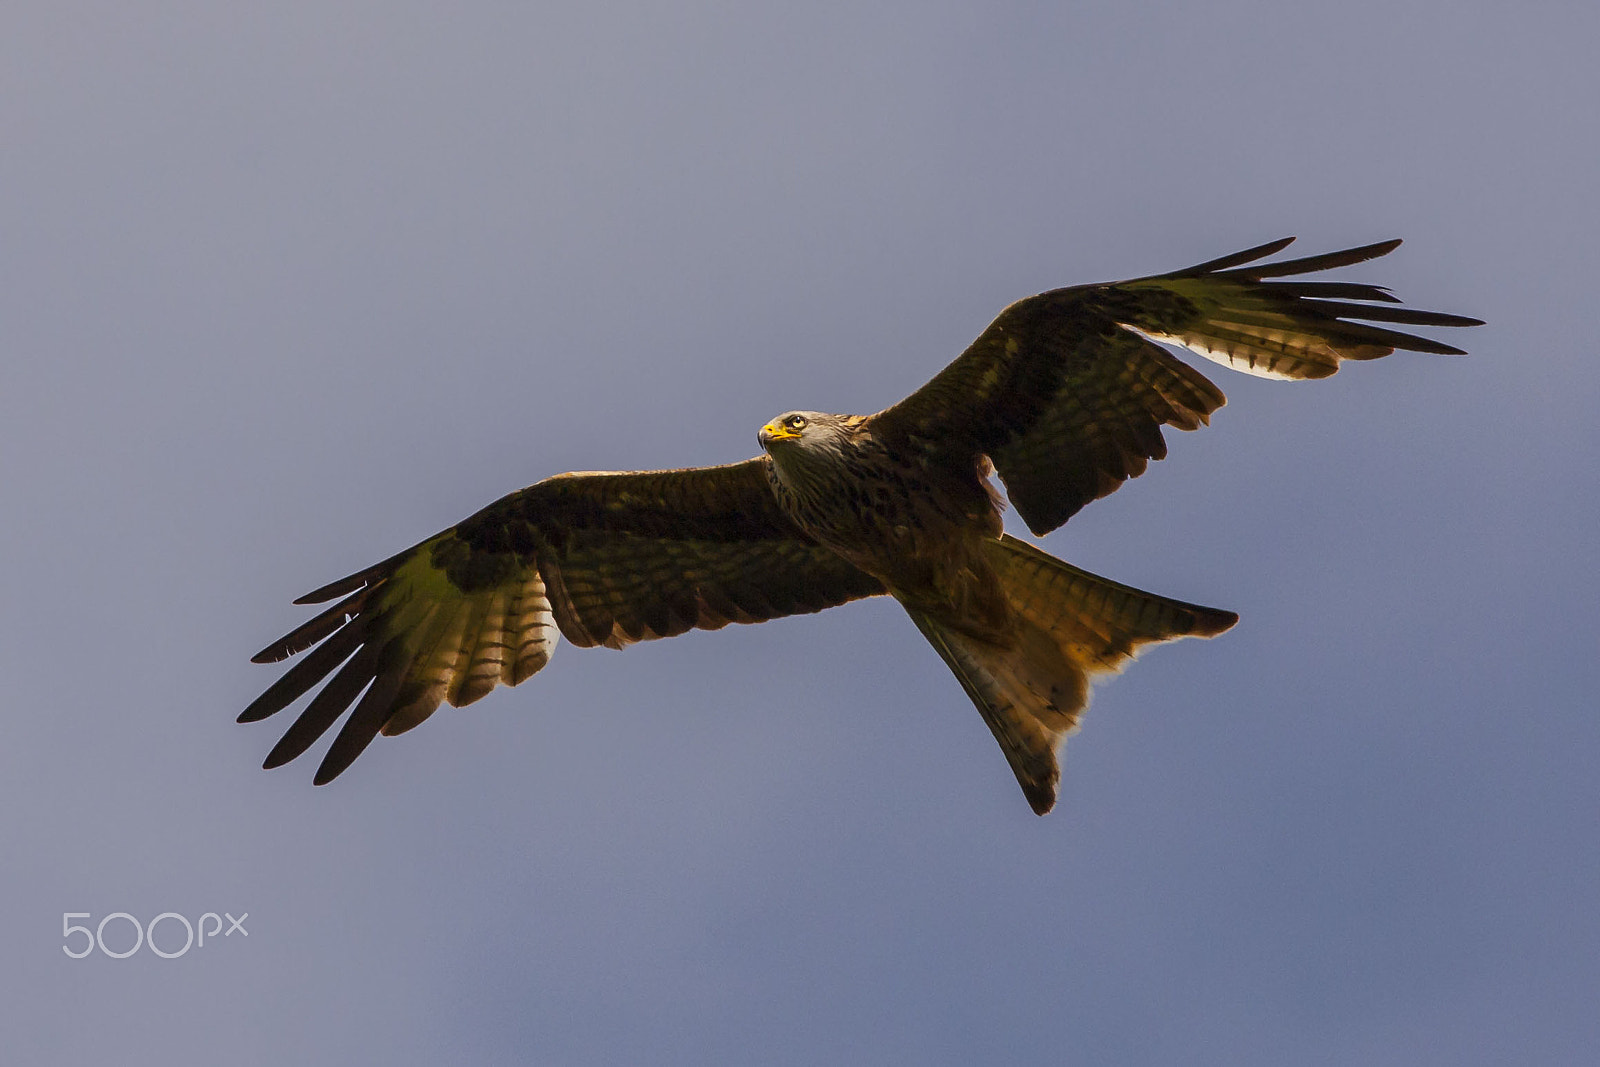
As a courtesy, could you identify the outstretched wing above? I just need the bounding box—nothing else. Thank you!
[871,238,1482,536]
[240,458,885,784]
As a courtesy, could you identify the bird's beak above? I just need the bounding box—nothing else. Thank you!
[759,421,801,444]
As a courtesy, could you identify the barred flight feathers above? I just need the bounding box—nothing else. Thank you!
[242,460,883,785]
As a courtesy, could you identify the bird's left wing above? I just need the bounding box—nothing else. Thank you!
[240,458,884,784]
[872,238,1482,536]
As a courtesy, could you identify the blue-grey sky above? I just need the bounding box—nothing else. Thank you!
[4,2,1596,1064]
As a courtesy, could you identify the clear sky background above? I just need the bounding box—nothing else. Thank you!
[3,3,1595,1064]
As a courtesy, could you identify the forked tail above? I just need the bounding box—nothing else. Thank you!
[905,535,1237,814]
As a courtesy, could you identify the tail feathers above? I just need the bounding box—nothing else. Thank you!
[988,535,1237,670]
[906,608,1082,815]
[908,536,1237,815]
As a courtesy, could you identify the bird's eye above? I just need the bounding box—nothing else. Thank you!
[787,415,807,431]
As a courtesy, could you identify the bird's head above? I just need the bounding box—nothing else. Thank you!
[757,411,819,449]
[758,411,859,481]
[758,410,860,454]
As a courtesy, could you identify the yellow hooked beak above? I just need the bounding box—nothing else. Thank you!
[760,421,802,443]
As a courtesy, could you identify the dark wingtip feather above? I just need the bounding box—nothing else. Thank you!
[1236,238,1403,279]
[1325,319,1475,356]
[292,543,423,604]
[251,587,374,663]
[261,746,298,771]
[1298,300,1486,329]
[311,654,410,784]
[263,724,323,770]
[260,640,383,769]
[1411,339,1470,356]
[263,704,345,768]
[238,623,366,723]
[1178,237,1296,275]
[1272,281,1402,303]
[294,566,384,605]
[311,756,356,786]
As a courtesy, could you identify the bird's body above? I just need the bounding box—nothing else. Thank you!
[240,237,1480,813]
[761,412,1002,624]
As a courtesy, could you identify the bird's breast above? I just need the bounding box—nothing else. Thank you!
[765,436,1002,599]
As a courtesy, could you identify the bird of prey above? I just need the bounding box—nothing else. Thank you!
[240,237,1479,814]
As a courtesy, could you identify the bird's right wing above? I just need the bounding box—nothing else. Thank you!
[240,458,884,784]
[872,238,1482,537]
